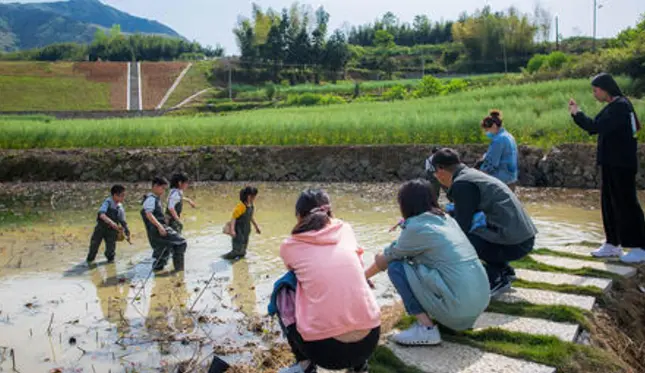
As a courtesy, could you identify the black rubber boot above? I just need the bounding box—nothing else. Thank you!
[221,251,242,261]
[173,253,185,272]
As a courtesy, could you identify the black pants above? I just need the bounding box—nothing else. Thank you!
[467,234,534,285]
[87,224,117,262]
[146,226,187,271]
[283,323,380,371]
[601,165,645,248]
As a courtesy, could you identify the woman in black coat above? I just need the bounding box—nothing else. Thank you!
[569,73,645,263]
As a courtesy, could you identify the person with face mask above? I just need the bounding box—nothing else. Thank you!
[569,73,645,264]
[477,110,519,191]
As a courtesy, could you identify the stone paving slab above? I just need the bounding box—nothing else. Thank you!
[385,341,555,373]
[474,312,580,341]
[531,254,636,277]
[495,287,596,310]
[515,268,612,291]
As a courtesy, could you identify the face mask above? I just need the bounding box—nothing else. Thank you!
[486,132,495,139]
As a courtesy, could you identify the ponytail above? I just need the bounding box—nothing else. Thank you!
[292,205,333,234]
[292,189,333,234]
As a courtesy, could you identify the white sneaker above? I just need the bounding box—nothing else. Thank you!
[391,322,442,346]
[620,248,645,264]
[591,243,623,258]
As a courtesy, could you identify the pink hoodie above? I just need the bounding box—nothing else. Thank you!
[280,220,381,342]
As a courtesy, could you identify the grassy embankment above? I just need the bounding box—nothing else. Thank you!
[0,62,113,111]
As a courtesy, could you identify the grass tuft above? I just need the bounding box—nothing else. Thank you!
[513,279,604,297]
[486,301,591,328]
[444,328,627,373]
[368,346,424,373]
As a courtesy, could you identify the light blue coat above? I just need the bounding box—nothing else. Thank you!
[384,212,490,331]
[481,128,519,184]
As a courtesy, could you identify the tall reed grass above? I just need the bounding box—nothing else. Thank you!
[1,79,642,149]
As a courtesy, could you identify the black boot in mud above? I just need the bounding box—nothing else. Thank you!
[221,251,243,261]
[173,253,185,272]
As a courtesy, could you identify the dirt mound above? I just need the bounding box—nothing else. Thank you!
[591,265,645,372]
[73,62,128,110]
[141,62,189,110]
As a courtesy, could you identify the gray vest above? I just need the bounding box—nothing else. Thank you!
[450,166,537,245]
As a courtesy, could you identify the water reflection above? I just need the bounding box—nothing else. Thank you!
[230,259,257,317]
[144,272,194,355]
[91,264,130,337]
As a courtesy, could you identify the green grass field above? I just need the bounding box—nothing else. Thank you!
[1,78,643,149]
[0,75,112,112]
[233,74,510,99]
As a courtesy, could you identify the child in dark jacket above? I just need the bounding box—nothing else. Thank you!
[165,172,197,234]
[141,177,188,272]
[86,184,130,264]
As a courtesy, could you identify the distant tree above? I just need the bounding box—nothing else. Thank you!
[234,18,259,68]
[374,29,395,48]
[533,2,553,44]
[324,30,349,82]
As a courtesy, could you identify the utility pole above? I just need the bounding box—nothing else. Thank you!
[421,56,425,77]
[592,0,597,52]
[502,41,508,73]
[228,62,232,100]
[555,16,560,51]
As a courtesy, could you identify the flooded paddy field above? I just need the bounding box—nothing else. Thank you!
[0,182,616,372]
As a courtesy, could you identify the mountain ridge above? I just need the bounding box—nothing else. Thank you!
[0,0,182,51]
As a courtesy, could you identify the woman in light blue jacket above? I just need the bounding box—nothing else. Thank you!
[478,110,519,189]
[366,180,490,346]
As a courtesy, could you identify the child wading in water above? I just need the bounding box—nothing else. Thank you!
[222,186,261,260]
[87,184,131,264]
[141,177,188,272]
[165,172,197,234]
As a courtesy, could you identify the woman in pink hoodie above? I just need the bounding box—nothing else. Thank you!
[277,189,382,373]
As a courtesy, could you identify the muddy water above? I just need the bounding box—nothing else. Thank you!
[0,183,620,372]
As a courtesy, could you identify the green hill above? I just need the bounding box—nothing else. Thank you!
[0,0,182,51]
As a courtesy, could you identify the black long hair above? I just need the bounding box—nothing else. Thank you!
[398,179,444,219]
[292,189,333,234]
[170,172,189,189]
[240,186,259,203]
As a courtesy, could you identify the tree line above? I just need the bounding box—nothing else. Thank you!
[233,4,349,82]
[347,12,453,46]
[233,3,567,80]
[0,25,224,62]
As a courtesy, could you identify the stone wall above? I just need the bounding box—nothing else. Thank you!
[2,144,645,189]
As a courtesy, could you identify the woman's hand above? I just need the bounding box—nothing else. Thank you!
[568,98,579,115]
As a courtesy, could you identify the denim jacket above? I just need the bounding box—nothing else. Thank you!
[480,128,518,184]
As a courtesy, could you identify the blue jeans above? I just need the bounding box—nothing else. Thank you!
[387,261,425,316]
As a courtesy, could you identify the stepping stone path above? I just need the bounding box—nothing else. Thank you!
[321,247,636,373]
[473,312,580,342]
[494,287,596,310]
[532,254,637,277]
[514,268,612,291]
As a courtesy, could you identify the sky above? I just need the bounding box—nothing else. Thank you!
[3,0,645,54]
